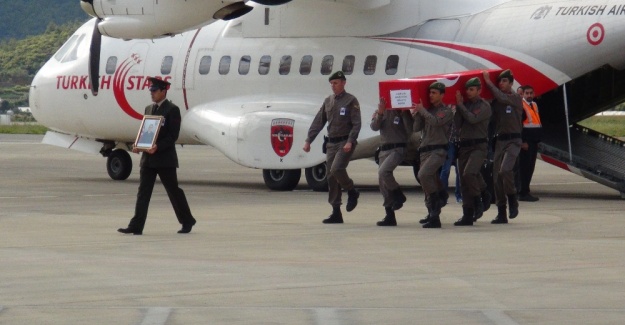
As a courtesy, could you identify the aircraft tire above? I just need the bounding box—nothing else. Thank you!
[106,149,132,180]
[262,169,301,191]
[305,163,328,192]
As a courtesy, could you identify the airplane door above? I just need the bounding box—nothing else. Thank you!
[406,19,461,77]
[176,24,222,92]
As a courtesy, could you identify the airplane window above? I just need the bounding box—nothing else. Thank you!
[385,55,399,75]
[321,55,334,75]
[219,56,231,75]
[239,55,251,75]
[258,55,271,75]
[342,55,355,75]
[364,55,377,75]
[53,35,78,62]
[279,55,292,75]
[198,56,212,75]
[105,57,118,75]
[161,56,173,75]
[62,34,86,63]
[300,55,313,75]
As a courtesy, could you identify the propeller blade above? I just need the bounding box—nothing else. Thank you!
[89,19,102,96]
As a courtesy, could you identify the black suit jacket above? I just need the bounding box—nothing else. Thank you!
[140,99,181,168]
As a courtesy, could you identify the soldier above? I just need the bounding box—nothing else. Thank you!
[370,97,414,226]
[303,71,362,224]
[412,82,453,228]
[483,69,523,224]
[453,77,492,226]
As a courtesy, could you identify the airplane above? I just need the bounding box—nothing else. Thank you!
[29,0,625,195]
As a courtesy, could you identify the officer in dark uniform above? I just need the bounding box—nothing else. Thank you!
[303,71,362,224]
[453,77,492,226]
[483,69,523,224]
[412,82,453,228]
[118,77,197,235]
[371,97,413,226]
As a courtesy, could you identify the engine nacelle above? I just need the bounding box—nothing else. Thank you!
[79,0,290,39]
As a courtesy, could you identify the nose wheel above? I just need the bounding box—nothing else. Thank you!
[106,149,132,180]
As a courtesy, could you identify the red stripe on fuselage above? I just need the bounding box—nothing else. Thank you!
[375,37,559,96]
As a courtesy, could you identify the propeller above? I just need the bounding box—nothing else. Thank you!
[253,0,292,5]
[80,0,101,96]
[88,19,102,96]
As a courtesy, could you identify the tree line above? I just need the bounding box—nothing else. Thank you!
[0,21,83,111]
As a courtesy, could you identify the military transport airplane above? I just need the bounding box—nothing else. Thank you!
[29,0,625,193]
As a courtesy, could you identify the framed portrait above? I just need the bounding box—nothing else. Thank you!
[134,115,163,151]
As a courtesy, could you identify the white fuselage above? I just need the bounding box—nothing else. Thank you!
[30,0,625,169]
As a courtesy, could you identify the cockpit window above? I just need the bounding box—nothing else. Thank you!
[54,34,86,63]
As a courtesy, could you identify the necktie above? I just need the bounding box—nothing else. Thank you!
[152,104,158,114]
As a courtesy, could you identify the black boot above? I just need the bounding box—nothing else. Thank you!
[473,196,484,221]
[481,190,492,212]
[391,187,406,211]
[323,206,343,224]
[377,207,397,226]
[508,194,519,219]
[439,189,449,208]
[454,207,474,226]
[419,206,431,224]
[491,205,508,224]
[346,188,360,212]
[423,192,442,228]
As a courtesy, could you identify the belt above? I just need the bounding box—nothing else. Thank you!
[458,138,487,148]
[327,135,349,143]
[497,133,521,141]
[419,144,447,153]
[380,143,406,151]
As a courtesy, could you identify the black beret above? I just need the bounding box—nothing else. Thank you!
[148,77,171,91]
[328,71,346,81]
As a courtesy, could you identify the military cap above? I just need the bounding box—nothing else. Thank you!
[429,81,446,93]
[465,77,481,88]
[328,71,346,81]
[148,77,171,91]
[497,69,514,83]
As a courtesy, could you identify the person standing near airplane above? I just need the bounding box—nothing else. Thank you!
[518,85,542,202]
[303,71,362,224]
[118,78,197,235]
[412,82,453,228]
[483,69,523,224]
[453,77,492,226]
[370,97,414,226]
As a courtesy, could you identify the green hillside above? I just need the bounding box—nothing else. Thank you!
[0,0,88,41]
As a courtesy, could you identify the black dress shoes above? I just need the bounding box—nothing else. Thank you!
[117,228,142,235]
[178,220,196,234]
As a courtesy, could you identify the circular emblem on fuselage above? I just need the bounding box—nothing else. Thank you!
[587,23,605,46]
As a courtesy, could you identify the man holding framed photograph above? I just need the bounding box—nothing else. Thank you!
[118,77,197,235]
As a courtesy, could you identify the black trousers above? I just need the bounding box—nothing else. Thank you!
[128,166,195,231]
[519,140,539,196]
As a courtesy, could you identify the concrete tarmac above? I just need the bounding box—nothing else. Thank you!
[1,135,624,324]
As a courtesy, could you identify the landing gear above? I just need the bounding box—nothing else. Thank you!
[262,169,301,191]
[106,149,132,180]
[305,163,328,192]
